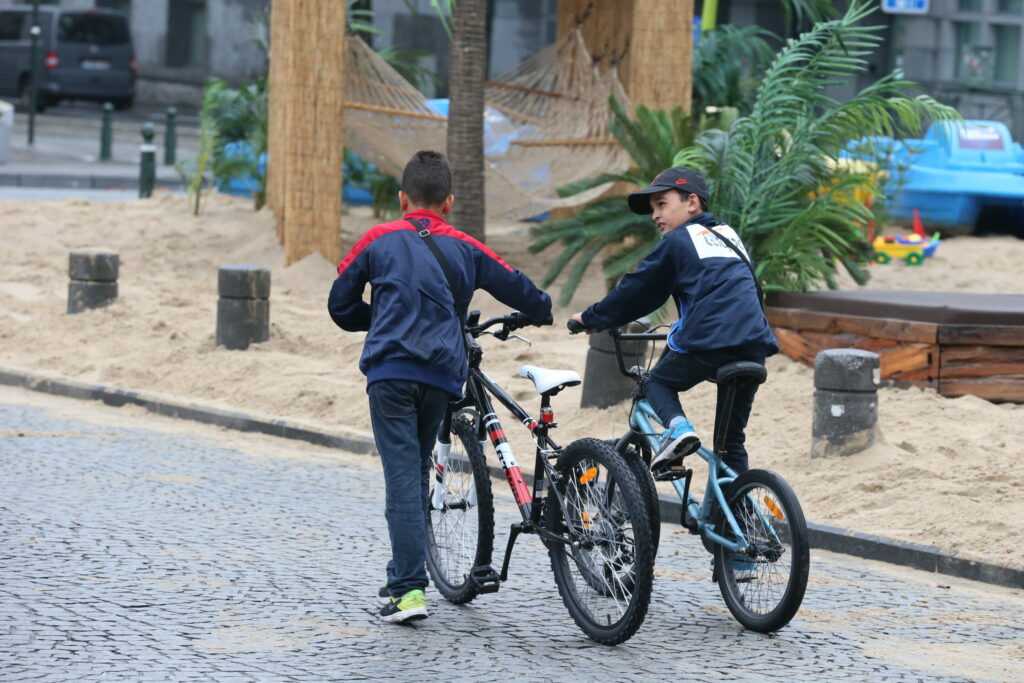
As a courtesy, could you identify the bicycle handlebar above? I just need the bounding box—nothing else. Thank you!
[468,311,550,339]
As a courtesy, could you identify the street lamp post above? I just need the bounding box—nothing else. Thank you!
[27,0,40,145]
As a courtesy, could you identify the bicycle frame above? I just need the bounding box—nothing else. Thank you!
[608,329,776,558]
[430,314,585,580]
[625,399,750,554]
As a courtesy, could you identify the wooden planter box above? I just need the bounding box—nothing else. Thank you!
[766,291,1024,403]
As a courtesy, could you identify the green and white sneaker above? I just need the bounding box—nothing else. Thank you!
[379,589,428,623]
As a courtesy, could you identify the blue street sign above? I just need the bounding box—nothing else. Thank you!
[882,0,929,14]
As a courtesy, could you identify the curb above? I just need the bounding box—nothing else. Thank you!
[0,172,185,191]
[0,366,375,456]
[1,365,1021,591]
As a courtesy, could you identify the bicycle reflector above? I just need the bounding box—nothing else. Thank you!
[579,467,597,485]
[764,496,785,521]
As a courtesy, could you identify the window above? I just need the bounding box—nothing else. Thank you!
[994,24,1021,84]
[956,22,990,82]
[0,12,24,41]
[58,13,130,45]
[998,0,1024,12]
[958,0,983,10]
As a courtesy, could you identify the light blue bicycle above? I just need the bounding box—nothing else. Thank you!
[569,321,810,633]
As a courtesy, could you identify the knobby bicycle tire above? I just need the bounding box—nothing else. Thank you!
[545,438,654,645]
[425,410,495,604]
[610,438,661,557]
[713,468,809,633]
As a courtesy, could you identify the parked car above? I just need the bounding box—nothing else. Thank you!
[0,7,135,111]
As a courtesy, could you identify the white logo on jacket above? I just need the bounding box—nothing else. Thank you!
[685,224,749,261]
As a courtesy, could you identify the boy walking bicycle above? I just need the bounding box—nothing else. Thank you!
[571,166,777,476]
[328,150,552,623]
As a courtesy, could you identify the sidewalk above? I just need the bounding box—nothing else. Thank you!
[1,102,198,193]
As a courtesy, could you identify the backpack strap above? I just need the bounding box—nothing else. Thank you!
[406,218,469,348]
[703,224,765,311]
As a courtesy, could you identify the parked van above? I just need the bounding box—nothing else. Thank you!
[0,8,135,111]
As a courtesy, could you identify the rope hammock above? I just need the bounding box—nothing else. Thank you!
[342,29,631,221]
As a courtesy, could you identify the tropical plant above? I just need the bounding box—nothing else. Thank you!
[673,0,959,292]
[527,99,736,306]
[447,0,487,241]
[692,25,776,116]
[176,79,257,216]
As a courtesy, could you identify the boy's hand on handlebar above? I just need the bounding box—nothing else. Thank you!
[567,313,595,335]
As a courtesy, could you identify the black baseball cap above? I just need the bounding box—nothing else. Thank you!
[627,166,710,215]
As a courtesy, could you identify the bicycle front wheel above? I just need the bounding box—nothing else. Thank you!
[545,438,654,645]
[425,410,495,604]
[714,468,809,633]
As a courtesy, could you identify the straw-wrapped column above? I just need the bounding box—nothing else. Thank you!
[267,0,344,264]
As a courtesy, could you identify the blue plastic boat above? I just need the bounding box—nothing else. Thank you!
[844,120,1024,231]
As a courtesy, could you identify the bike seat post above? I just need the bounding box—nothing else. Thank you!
[712,380,738,457]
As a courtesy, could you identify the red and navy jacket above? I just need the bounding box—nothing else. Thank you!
[328,209,552,397]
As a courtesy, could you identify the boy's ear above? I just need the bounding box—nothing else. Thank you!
[399,190,409,212]
[441,194,454,215]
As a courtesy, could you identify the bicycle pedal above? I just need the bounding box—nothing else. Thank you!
[653,467,689,482]
[470,566,501,594]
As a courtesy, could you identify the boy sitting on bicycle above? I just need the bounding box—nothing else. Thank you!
[570,166,778,476]
[328,150,552,624]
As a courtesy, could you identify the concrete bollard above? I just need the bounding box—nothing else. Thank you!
[164,106,177,166]
[580,322,649,409]
[811,348,880,458]
[68,249,118,314]
[216,264,270,350]
[100,102,113,161]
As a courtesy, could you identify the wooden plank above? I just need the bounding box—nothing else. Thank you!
[766,307,937,343]
[939,324,1024,346]
[878,344,937,383]
[941,345,1024,363]
[773,327,816,365]
[940,363,1024,379]
[939,378,1024,403]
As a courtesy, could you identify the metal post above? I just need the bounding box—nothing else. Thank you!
[27,0,40,145]
[164,107,177,166]
[100,102,113,161]
[139,122,156,198]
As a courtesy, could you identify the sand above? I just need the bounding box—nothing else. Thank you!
[2,193,1022,570]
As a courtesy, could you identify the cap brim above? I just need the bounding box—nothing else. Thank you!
[627,186,664,214]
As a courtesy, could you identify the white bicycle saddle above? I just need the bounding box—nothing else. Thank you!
[518,365,581,395]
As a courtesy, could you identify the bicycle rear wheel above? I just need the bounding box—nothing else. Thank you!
[714,468,809,632]
[545,438,654,645]
[425,410,495,604]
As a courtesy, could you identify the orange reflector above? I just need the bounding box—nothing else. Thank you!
[581,510,591,529]
[764,496,785,521]
[579,467,597,485]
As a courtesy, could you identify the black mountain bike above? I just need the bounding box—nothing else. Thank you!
[425,311,655,645]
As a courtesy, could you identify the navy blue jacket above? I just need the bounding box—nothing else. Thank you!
[328,209,552,397]
[582,212,778,356]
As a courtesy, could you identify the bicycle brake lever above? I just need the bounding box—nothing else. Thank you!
[509,333,532,347]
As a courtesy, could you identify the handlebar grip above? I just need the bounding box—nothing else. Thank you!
[566,318,586,335]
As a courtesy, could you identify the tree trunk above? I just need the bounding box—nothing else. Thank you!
[447,0,487,242]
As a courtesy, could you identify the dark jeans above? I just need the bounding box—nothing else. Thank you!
[645,348,764,474]
[367,379,450,598]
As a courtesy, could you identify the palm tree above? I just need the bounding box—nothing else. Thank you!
[447,0,487,241]
[674,0,959,292]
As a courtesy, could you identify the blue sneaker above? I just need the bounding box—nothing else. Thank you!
[651,419,700,471]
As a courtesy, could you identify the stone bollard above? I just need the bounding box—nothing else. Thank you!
[216,264,270,350]
[68,249,118,314]
[811,349,880,458]
[580,322,649,409]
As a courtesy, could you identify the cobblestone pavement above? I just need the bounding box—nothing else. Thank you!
[2,387,1023,682]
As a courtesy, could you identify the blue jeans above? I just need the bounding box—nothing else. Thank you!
[367,379,451,598]
[645,348,764,474]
